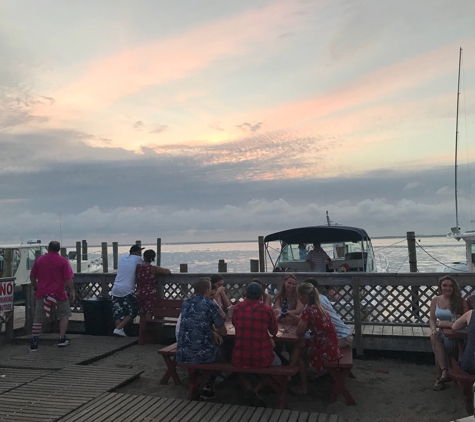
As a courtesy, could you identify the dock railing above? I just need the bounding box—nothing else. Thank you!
[67,272,475,354]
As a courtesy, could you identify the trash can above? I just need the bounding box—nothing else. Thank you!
[82,297,115,336]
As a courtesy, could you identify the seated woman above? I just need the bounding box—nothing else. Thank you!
[273,273,304,315]
[452,309,475,374]
[135,249,171,316]
[252,278,272,306]
[210,274,232,312]
[287,282,341,395]
[429,275,468,391]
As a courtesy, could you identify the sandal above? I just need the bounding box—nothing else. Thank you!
[433,379,444,391]
[439,369,451,383]
[290,386,307,395]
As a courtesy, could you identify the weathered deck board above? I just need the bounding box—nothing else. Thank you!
[58,392,342,422]
[0,368,53,393]
[0,366,142,422]
[1,335,137,370]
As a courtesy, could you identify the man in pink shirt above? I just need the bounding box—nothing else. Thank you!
[29,240,75,351]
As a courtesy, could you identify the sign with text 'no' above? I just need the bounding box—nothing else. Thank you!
[0,280,14,312]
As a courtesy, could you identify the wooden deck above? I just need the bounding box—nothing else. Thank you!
[1,335,137,369]
[58,392,342,422]
[0,366,142,421]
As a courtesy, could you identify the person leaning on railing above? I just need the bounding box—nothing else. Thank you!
[429,275,468,391]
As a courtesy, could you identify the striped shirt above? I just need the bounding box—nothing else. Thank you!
[306,248,330,272]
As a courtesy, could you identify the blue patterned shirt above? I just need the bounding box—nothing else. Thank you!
[176,295,224,364]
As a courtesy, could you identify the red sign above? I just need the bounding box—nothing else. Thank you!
[0,280,14,312]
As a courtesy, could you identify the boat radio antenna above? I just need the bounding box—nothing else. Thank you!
[454,47,462,233]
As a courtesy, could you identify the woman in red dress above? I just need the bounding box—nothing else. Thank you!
[288,282,341,395]
[135,249,171,316]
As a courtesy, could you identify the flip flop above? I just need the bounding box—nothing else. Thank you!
[439,377,452,383]
[433,380,444,391]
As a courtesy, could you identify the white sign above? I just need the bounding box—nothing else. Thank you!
[0,280,14,312]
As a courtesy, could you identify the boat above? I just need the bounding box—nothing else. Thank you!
[439,47,474,273]
[263,222,388,273]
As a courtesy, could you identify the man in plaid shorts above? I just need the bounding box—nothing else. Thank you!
[232,282,279,407]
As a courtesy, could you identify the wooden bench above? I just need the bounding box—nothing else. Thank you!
[450,357,475,414]
[157,342,181,385]
[177,361,299,409]
[138,299,182,345]
[323,346,356,405]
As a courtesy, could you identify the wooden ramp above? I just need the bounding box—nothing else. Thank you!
[0,366,142,421]
[58,392,342,422]
[0,368,53,394]
[1,335,137,369]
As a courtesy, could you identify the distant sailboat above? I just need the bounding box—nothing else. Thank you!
[440,47,474,273]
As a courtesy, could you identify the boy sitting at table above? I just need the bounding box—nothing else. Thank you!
[232,282,280,407]
[176,277,227,399]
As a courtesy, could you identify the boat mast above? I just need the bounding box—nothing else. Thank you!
[455,47,462,232]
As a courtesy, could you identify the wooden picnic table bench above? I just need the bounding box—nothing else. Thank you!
[449,357,475,414]
[322,346,356,405]
[139,299,183,345]
[177,361,299,409]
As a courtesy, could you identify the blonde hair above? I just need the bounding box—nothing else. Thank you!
[298,282,326,314]
[274,273,298,310]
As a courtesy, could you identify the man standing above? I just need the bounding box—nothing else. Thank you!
[306,242,331,272]
[29,241,75,351]
[111,244,144,337]
[232,282,279,407]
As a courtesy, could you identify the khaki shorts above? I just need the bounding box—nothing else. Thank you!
[34,299,72,323]
[338,335,353,349]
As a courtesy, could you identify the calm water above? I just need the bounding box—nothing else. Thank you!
[93,235,468,274]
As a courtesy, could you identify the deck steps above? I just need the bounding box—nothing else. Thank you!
[0,366,142,421]
[58,392,342,422]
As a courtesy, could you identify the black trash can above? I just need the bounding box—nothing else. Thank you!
[82,298,115,336]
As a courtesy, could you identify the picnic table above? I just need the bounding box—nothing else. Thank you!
[224,318,299,343]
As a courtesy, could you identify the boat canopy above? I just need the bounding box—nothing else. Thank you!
[264,226,371,244]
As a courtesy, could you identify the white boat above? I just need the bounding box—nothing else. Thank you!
[439,47,474,273]
[264,223,388,273]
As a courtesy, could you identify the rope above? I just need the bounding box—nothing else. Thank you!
[373,238,407,251]
[394,253,409,273]
[415,240,468,272]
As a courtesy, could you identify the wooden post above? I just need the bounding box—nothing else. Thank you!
[258,236,265,272]
[407,231,420,317]
[180,264,188,273]
[76,242,81,273]
[102,242,108,273]
[218,260,227,273]
[23,284,36,334]
[136,240,142,248]
[250,259,259,272]
[101,275,110,298]
[60,247,67,258]
[112,242,119,270]
[351,276,364,356]
[82,240,88,261]
[156,238,162,267]
[2,252,14,341]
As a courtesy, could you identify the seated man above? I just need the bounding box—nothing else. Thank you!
[452,309,475,373]
[176,277,227,399]
[305,277,353,348]
[232,282,279,407]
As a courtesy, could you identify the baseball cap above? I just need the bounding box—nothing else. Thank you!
[130,245,145,253]
[246,282,262,300]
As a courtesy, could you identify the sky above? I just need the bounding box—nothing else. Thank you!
[1,0,475,246]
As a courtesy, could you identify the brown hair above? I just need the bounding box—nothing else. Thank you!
[438,275,465,315]
[193,277,211,295]
[274,273,298,310]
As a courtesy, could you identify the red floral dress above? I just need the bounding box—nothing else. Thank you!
[136,264,157,315]
[300,304,342,371]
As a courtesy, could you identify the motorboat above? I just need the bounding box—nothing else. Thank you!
[264,225,388,273]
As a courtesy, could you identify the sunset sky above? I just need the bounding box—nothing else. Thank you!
[1,0,475,245]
